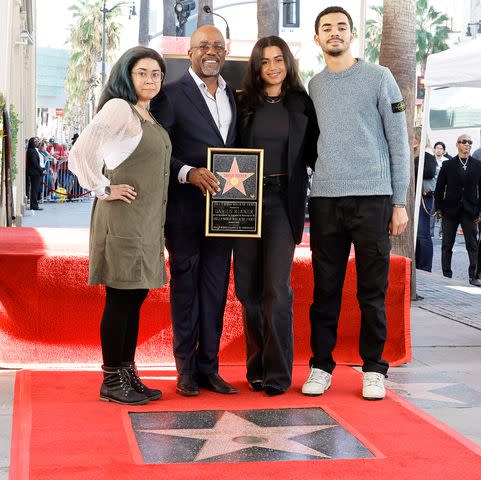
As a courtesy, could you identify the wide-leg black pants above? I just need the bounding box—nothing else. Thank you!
[234,181,296,391]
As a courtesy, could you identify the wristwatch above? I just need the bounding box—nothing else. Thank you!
[104,186,111,197]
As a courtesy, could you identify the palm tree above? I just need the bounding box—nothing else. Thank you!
[163,0,176,36]
[379,0,417,291]
[416,0,450,72]
[64,0,122,129]
[197,0,213,27]
[257,0,279,38]
[365,5,383,63]
[365,0,449,72]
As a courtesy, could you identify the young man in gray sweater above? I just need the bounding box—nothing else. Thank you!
[302,6,410,400]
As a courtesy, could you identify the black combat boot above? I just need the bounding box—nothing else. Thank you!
[100,365,150,405]
[121,362,163,401]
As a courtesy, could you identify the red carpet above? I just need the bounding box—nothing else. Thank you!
[9,366,481,480]
[0,227,411,367]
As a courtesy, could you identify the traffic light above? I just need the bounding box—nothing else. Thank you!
[174,1,196,36]
[417,75,425,100]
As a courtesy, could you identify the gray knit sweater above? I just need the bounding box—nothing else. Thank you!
[308,59,410,204]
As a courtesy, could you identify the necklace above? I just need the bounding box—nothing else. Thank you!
[265,96,282,104]
[459,156,469,170]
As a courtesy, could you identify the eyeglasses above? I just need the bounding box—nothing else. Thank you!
[191,43,226,53]
[458,139,473,145]
[132,70,164,83]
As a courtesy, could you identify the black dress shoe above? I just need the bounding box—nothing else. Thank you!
[176,374,199,397]
[249,380,264,392]
[30,207,43,211]
[197,373,239,394]
[265,386,285,397]
[469,278,481,287]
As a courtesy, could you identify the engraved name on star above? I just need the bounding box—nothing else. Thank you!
[140,411,336,461]
[217,158,254,195]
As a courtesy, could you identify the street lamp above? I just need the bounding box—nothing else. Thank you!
[466,20,481,37]
[101,1,137,85]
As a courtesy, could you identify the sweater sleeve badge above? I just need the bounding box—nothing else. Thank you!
[391,100,406,113]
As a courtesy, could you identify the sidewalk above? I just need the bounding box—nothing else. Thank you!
[1,203,481,479]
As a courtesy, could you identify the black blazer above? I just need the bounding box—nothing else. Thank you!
[26,148,44,176]
[434,155,481,220]
[150,72,237,229]
[237,91,319,244]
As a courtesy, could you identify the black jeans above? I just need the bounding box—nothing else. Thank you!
[234,181,296,391]
[441,213,479,279]
[309,196,392,376]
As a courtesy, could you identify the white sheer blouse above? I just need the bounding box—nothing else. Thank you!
[69,98,143,199]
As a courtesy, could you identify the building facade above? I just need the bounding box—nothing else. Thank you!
[0,0,36,226]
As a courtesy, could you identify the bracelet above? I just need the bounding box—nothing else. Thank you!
[392,204,405,208]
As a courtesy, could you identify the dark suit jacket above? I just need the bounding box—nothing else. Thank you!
[150,72,237,230]
[237,91,319,244]
[435,155,481,220]
[26,148,44,176]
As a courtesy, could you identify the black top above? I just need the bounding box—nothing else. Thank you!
[435,155,481,220]
[252,99,289,176]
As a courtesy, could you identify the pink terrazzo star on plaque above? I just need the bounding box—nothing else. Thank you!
[217,158,254,195]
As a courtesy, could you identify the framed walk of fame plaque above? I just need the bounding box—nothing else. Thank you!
[205,148,264,237]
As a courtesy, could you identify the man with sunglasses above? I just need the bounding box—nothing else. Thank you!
[434,135,481,287]
[150,26,238,396]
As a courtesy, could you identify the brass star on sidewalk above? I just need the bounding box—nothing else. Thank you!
[141,411,335,461]
[217,158,254,195]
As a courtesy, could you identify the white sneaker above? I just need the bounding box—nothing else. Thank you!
[362,372,386,400]
[302,367,332,396]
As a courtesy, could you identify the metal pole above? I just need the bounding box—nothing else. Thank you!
[358,0,367,59]
[101,0,107,85]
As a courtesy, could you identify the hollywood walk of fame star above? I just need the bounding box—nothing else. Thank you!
[386,381,465,404]
[217,158,254,195]
[140,411,336,461]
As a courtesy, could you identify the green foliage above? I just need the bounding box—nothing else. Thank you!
[365,0,450,72]
[64,0,123,125]
[9,104,21,182]
[300,53,325,87]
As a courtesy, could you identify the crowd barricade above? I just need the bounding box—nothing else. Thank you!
[39,160,92,203]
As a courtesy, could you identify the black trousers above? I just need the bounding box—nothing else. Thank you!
[165,226,232,375]
[441,213,479,279]
[309,196,392,376]
[100,287,149,367]
[234,183,296,391]
[28,175,41,209]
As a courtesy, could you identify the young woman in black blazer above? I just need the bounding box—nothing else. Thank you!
[234,36,319,396]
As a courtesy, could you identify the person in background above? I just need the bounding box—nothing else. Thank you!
[26,137,44,211]
[471,145,481,161]
[434,134,481,287]
[413,127,437,272]
[431,141,450,237]
[69,46,171,404]
[234,35,318,396]
[38,140,56,201]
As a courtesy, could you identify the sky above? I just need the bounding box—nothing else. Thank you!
[36,0,475,50]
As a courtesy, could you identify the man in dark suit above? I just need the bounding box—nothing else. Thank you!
[150,25,238,395]
[26,137,44,211]
[434,134,481,287]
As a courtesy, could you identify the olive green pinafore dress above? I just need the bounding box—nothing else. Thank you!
[88,104,171,289]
